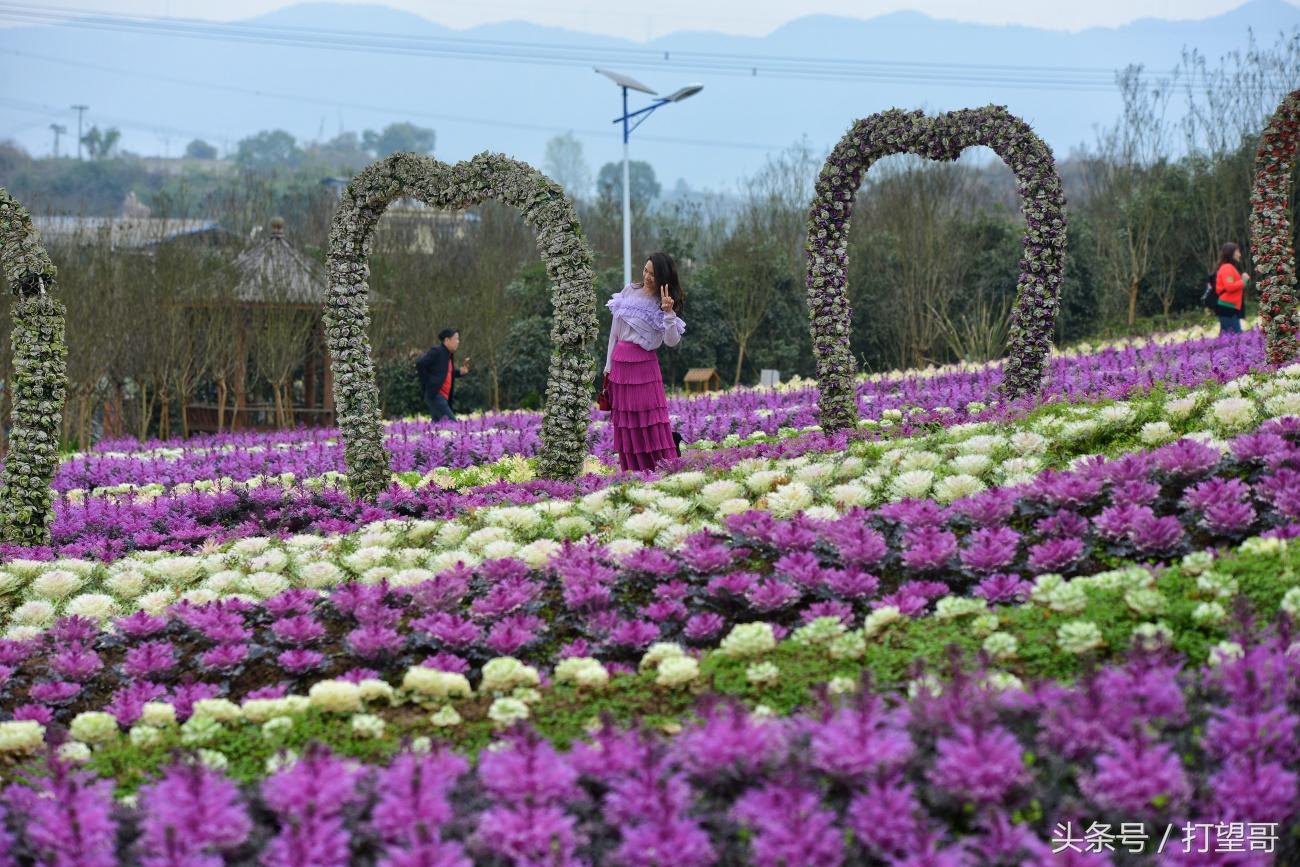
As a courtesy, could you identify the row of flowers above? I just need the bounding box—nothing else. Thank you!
[4,533,1297,754]
[5,414,1300,730]
[3,355,1297,580]
[44,326,1268,497]
[1,621,1296,865]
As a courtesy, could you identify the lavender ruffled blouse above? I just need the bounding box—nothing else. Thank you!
[603,282,686,374]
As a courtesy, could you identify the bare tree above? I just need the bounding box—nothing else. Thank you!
[859,159,977,367]
[1083,66,1179,326]
[712,142,821,385]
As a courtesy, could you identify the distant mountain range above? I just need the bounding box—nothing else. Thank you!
[1,0,1298,191]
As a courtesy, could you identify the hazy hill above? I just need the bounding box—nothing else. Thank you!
[1,0,1297,190]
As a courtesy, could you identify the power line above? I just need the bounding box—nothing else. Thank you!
[0,1,1160,91]
[0,48,787,153]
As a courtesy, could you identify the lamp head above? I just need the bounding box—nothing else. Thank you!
[665,84,704,103]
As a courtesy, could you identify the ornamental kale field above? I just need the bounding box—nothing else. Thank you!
[0,322,1296,865]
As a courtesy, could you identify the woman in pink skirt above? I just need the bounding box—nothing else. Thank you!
[603,252,686,472]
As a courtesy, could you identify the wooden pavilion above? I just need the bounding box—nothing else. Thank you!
[183,217,336,433]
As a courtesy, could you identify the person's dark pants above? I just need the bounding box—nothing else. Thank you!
[1217,313,1242,335]
[427,393,455,422]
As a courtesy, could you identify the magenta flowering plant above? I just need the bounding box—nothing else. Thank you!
[3,633,1298,864]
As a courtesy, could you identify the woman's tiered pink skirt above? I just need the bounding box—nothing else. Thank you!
[609,340,676,472]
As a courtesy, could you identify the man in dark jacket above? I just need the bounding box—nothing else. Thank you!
[416,328,470,422]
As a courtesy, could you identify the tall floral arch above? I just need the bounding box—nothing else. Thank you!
[1253,88,1300,365]
[805,106,1068,430]
[0,188,68,545]
[326,152,598,499]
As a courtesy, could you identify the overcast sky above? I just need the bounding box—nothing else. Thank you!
[13,0,1298,39]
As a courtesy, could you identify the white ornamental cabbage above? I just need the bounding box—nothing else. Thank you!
[299,561,344,589]
[485,507,543,536]
[1264,392,1300,417]
[1098,404,1136,426]
[719,622,776,659]
[203,570,244,594]
[656,496,693,518]
[31,570,82,600]
[949,454,993,477]
[793,463,835,486]
[745,471,784,495]
[767,482,815,518]
[828,483,873,508]
[699,480,745,508]
[355,530,398,549]
[247,550,289,575]
[389,568,434,589]
[11,600,56,627]
[480,540,521,562]
[517,539,562,568]
[1211,396,1256,430]
[308,680,363,713]
[889,470,934,501]
[1139,422,1176,445]
[0,721,45,754]
[605,538,644,558]
[243,572,290,598]
[957,435,1005,456]
[1163,396,1198,420]
[428,550,480,574]
[436,522,470,548]
[1008,431,1047,454]
[344,546,392,573]
[137,589,177,616]
[64,594,118,622]
[149,556,205,584]
[932,474,985,504]
[231,537,271,557]
[463,527,512,553]
[623,511,671,541]
[899,450,941,471]
[715,498,751,520]
[392,548,427,569]
[480,657,540,693]
[105,570,149,599]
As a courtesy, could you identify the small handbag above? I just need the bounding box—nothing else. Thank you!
[597,374,612,411]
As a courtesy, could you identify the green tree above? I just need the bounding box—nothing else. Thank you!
[183,139,218,160]
[80,126,121,159]
[362,122,436,158]
[234,130,302,172]
[597,160,660,205]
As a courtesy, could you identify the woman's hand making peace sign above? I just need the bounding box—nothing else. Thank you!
[660,283,675,314]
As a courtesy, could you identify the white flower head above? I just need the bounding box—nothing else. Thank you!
[64,593,117,623]
[11,599,56,627]
[31,569,83,600]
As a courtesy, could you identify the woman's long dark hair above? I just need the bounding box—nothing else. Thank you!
[646,251,684,314]
[1220,242,1240,266]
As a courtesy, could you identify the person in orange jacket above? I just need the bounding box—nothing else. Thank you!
[1214,242,1250,335]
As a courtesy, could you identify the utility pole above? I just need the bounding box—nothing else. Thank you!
[49,123,67,158]
[71,104,89,160]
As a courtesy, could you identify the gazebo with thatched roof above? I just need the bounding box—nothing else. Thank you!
[183,217,338,433]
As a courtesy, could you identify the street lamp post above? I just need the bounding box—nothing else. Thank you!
[595,68,702,288]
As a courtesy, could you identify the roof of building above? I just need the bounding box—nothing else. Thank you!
[32,215,232,249]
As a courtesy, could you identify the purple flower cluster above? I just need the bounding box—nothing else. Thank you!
[5,636,1297,865]
[11,418,1300,725]
[0,327,1270,563]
